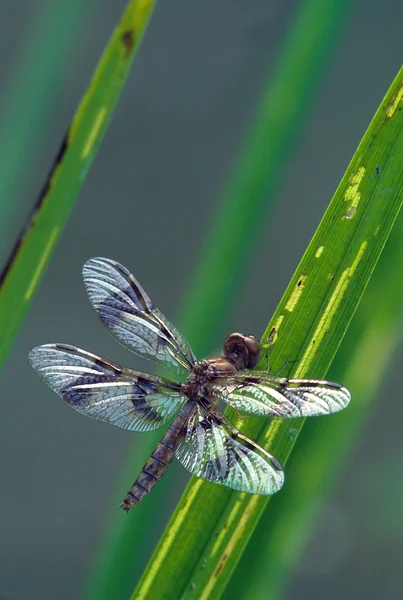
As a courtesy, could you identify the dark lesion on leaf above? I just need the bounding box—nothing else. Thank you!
[121,30,135,59]
[267,327,277,344]
[0,126,70,288]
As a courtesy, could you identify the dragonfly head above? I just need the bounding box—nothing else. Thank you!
[223,333,261,370]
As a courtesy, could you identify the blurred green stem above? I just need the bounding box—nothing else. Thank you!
[83,2,354,599]
[178,0,353,344]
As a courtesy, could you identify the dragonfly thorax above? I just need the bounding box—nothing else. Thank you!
[183,357,237,402]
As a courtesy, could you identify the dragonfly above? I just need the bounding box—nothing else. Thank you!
[29,258,351,511]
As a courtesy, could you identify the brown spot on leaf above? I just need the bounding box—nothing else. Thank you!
[214,553,228,577]
[121,30,135,59]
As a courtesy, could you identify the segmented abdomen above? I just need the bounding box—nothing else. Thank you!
[121,401,193,510]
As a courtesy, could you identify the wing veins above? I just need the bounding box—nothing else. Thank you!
[83,258,196,375]
[213,372,351,418]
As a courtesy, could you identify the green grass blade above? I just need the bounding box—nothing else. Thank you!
[0,0,94,251]
[0,0,156,369]
[226,202,403,600]
[132,68,403,600]
[83,2,353,598]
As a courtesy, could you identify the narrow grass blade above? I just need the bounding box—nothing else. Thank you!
[83,2,353,598]
[0,0,95,252]
[0,0,156,369]
[132,68,403,600]
[226,205,403,600]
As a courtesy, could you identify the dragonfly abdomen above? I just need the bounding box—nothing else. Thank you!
[121,401,193,511]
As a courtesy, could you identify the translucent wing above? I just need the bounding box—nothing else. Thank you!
[213,374,351,418]
[29,344,186,431]
[175,404,284,495]
[82,258,196,376]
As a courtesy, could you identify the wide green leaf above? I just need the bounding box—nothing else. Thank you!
[133,68,403,600]
[227,197,403,600]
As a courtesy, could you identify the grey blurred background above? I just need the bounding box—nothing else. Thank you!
[1,1,402,599]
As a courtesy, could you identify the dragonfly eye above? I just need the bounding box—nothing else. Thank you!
[243,335,260,368]
[223,333,261,369]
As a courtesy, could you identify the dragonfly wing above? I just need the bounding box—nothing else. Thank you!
[29,344,186,431]
[214,374,351,418]
[175,404,284,495]
[82,258,196,376]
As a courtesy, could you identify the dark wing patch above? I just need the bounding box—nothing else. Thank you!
[213,373,351,418]
[29,344,186,431]
[82,258,196,376]
[175,404,284,495]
